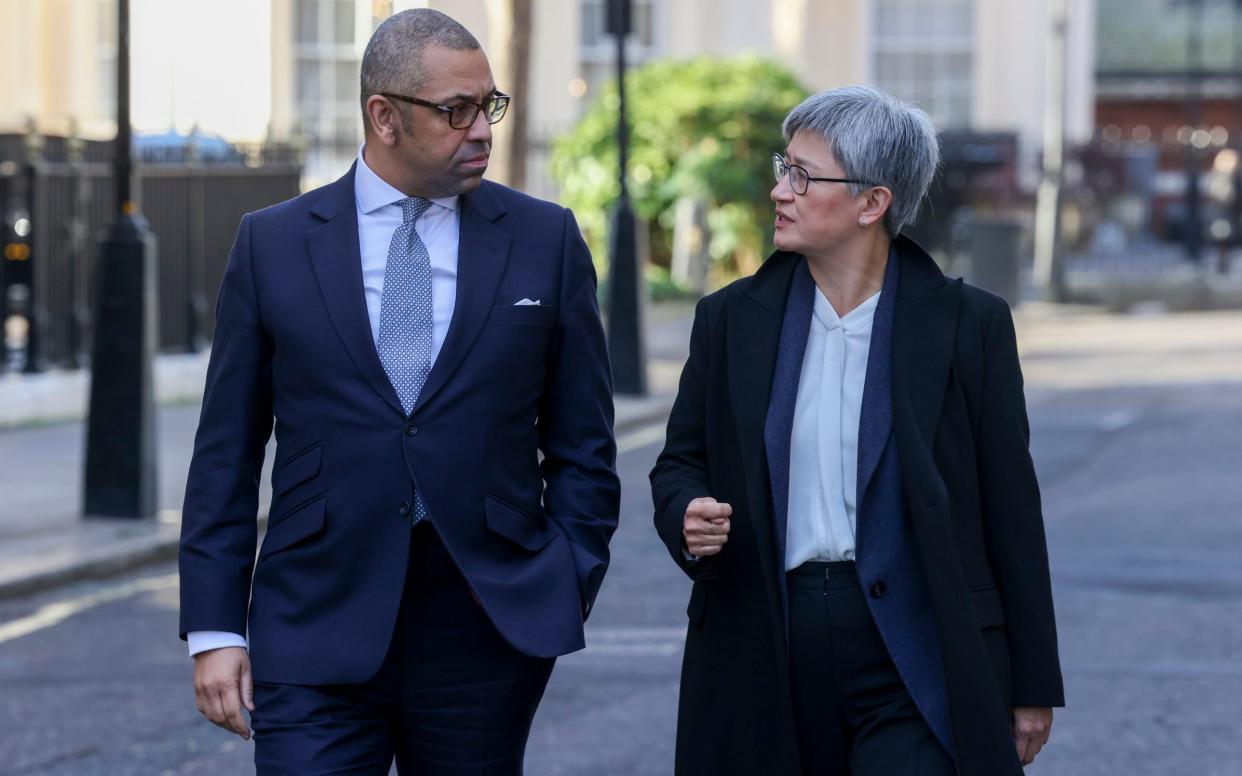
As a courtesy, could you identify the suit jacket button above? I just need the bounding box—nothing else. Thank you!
[870,581,887,599]
[404,422,418,436]
[397,501,411,516]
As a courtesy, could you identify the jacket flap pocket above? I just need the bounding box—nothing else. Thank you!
[488,304,557,324]
[261,497,326,557]
[970,586,1007,628]
[484,495,554,552]
[274,443,323,496]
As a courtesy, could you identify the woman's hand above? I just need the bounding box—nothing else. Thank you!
[683,497,732,557]
[1012,706,1053,765]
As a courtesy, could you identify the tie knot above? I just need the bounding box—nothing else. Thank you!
[400,196,433,224]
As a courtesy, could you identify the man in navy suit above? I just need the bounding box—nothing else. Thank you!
[178,10,619,773]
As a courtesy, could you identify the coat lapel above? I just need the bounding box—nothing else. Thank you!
[891,235,963,460]
[855,239,959,755]
[307,164,405,416]
[725,251,800,631]
[762,259,813,573]
[855,246,900,503]
[890,237,1025,767]
[413,181,511,414]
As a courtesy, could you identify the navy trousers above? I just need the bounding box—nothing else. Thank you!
[787,561,955,776]
[251,523,555,775]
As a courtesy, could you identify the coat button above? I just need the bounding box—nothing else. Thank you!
[397,501,411,516]
[870,581,887,599]
[404,422,419,436]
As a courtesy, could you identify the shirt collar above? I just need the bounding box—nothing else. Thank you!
[354,144,459,215]
[812,286,880,331]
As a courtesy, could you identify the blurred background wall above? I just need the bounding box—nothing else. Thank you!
[0,0,1096,192]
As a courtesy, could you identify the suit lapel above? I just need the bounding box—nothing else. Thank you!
[307,165,405,416]
[413,182,511,413]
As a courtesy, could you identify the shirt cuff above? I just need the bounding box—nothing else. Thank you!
[187,630,248,657]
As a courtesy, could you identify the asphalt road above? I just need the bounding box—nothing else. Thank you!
[1,378,1240,775]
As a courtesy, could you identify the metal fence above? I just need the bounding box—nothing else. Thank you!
[1,133,301,372]
[1058,130,1242,304]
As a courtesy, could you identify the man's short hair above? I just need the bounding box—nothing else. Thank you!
[360,9,482,133]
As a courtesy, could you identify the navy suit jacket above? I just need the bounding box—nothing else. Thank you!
[179,167,620,684]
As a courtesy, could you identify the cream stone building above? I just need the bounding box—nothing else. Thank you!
[2,0,1096,192]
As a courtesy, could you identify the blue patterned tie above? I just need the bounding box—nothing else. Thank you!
[378,196,434,523]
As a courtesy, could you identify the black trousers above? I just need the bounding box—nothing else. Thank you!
[787,561,954,776]
[251,523,555,775]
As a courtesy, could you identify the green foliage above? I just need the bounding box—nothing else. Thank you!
[644,264,697,302]
[551,56,809,277]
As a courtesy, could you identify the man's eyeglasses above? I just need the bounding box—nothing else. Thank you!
[772,153,870,195]
[381,91,511,129]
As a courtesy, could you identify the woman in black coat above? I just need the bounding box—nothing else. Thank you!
[650,86,1064,775]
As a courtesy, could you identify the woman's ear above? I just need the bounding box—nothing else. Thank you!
[858,186,893,229]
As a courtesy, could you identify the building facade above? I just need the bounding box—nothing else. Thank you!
[1,0,1096,193]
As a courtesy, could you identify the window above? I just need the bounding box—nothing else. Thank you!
[296,59,321,110]
[334,0,355,44]
[581,0,603,47]
[334,61,357,105]
[291,0,364,171]
[296,0,320,44]
[871,0,974,128]
[578,0,658,104]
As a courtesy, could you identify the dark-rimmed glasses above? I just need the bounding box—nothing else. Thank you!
[772,153,870,195]
[381,91,511,129]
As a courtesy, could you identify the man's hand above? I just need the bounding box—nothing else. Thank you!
[1012,706,1052,766]
[193,647,254,740]
[683,497,732,557]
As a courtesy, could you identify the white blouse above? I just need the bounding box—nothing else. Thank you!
[784,287,880,572]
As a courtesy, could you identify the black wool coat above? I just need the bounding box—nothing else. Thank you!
[650,236,1065,776]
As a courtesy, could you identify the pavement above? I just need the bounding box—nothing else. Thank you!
[0,301,695,600]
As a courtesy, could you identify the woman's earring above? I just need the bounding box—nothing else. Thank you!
[858,219,868,228]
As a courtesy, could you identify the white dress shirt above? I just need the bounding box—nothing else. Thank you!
[187,146,462,657]
[784,287,880,572]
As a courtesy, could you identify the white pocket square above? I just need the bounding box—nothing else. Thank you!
[514,298,541,306]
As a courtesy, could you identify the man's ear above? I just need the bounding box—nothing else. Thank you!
[365,95,403,147]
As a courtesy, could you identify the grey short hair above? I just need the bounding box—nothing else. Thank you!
[360,9,481,132]
[782,86,939,237]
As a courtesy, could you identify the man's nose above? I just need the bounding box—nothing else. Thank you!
[465,109,493,143]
